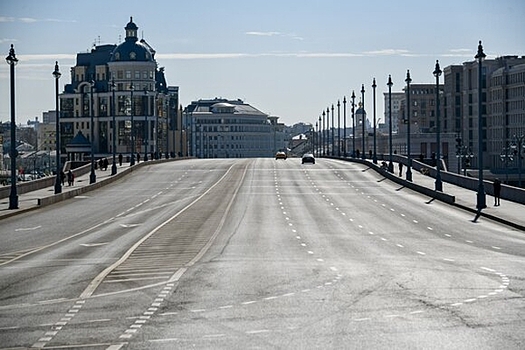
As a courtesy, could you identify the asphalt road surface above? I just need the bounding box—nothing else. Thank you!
[1,158,524,349]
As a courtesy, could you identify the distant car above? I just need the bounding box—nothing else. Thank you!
[275,151,287,160]
[301,153,315,164]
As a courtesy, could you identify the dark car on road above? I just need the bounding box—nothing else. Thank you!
[301,153,315,164]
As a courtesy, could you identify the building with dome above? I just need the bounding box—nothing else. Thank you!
[59,17,183,164]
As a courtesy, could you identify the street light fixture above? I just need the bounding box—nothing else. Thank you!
[510,134,525,187]
[372,78,377,164]
[322,110,326,156]
[361,84,365,160]
[405,70,413,181]
[433,60,443,191]
[52,61,62,194]
[143,87,148,162]
[318,116,321,157]
[475,40,486,210]
[110,78,117,175]
[327,106,331,156]
[89,80,96,184]
[337,100,341,157]
[351,90,356,157]
[6,44,18,209]
[387,75,394,172]
[331,103,335,157]
[130,82,135,166]
[343,96,347,157]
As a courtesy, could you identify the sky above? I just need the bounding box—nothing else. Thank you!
[1,0,524,127]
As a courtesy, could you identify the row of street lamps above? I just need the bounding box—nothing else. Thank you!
[314,41,488,209]
[5,44,171,210]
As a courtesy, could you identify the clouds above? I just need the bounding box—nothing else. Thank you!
[246,31,304,41]
[0,16,76,23]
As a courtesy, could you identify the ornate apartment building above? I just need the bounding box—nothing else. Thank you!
[58,17,182,162]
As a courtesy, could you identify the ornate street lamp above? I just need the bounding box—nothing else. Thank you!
[322,110,326,156]
[312,122,319,156]
[331,104,335,156]
[343,96,347,157]
[405,70,413,181]
[52,61,62,194]
[6,44,18,209]
[111,78,117,175]
[318,116,321,157]
[510,134,525,187]
[130,82,135,166]
[351,91,356,157]
[372,78,377,164]
[337,100,341,157]
[361,84,365,160]
[433,60,443,191]
[475,41,486,210]
[143,87,149,161]
[326,107,330,156]
[387,75,394,172]
[89,80,96,184]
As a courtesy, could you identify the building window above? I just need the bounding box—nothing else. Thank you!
[130,52,136,60]
[125,70,131,79]
[135,71,141,80]
[117,70,123,79]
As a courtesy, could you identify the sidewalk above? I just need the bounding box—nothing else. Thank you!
[0,162,133,220]
[407,168,525,231]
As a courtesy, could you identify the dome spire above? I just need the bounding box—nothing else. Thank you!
[125,16,138,40]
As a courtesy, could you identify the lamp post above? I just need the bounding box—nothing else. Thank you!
[89,80,96,184]
[143,88,148,161]
[154,93,159,159]
[315,121,318,156]
[387,75,394,172]
[405,70,413,181]
[326,107,330,156]
[372,78,377,164]
[6,44,18,209]
[318,116,321,157]
[337,100,341,157]
[433,60,443,191]
[331,104,335,156]
[52,61,62,194]
[510,134,525,187]
[360,84,365,160]
[343,96,347,157]
[499,143,513,184]
[110,78,117,175]
[351,91,356,157]
[475,40,486,210]
[165,98,169,159]
[322,110,326,156]
[130,82,135,166]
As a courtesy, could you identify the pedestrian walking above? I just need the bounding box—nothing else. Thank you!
[493,178,502,206]
[137,153,140,163]
[398,162,403,177]
[118,153,123,166]
[67,170,74,186]
[60,170,66,185]
[103,158,109,171]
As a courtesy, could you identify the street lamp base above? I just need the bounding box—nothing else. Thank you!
[111,162,117,176]
[90,171,96,184]
[406,168,413,182]
[9,193,18,210]
[388,162,394,173]
[435,179,443,192]
[476,191,486,210]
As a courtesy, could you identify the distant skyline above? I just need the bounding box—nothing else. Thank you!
[1,0,524,127]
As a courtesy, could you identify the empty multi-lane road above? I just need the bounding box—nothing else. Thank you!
[1,158,524,349]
